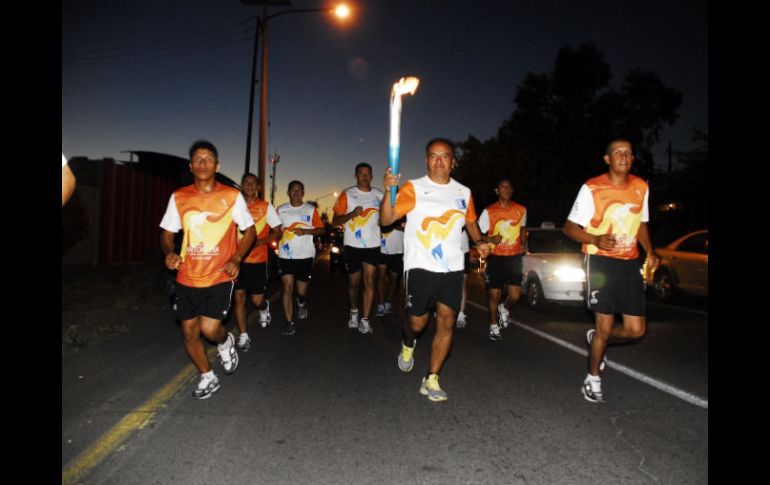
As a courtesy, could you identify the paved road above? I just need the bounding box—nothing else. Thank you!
[62,254,708,484]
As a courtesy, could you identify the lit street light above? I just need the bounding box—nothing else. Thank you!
[308,191,338,220]
[242,1,353,199]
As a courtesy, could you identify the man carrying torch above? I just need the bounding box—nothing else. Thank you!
[381,135,491,402]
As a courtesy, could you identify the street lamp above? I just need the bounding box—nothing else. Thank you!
[242,1,352,199]
[310,191,338,220]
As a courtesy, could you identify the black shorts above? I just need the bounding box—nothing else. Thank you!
[277,258,314,282]
[344,246,380,274]
[463,252,470,274]
[235,262,268,294]
[404,269,464,316]
[378,253,404,274]
[585,254,646,316]
[173,281,235,322]
[484,255,523,289]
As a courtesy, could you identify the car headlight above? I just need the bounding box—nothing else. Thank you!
[553,266,585,282]
[331,246,340,254]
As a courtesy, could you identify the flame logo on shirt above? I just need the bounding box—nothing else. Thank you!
[493,219,521,245]
[279,222,312,258]
[238,206,267,240]
[588,202,642,255]
[253,210,268,236]
[416,210,465,270]
[348,208,378,247]
[181,209,231,261]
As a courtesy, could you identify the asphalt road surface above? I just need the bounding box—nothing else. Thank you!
[62,254,707,484]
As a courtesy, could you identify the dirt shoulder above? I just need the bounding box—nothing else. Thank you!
[61,261,174,356]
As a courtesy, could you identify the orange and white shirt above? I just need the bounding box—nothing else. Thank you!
[276,202,323,259]
[333,186,384,248]
[395,176,477,273]
[239,198,281,264]
[478,201,527,256]
[160,182,254,287]
[567,173,650,260]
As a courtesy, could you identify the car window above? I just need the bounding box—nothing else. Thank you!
[677,233,707,254]
[527,230,582,253]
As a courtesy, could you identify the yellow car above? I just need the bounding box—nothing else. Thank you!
[646,229,708,301]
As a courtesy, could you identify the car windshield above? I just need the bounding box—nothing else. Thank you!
[528,230,582,254]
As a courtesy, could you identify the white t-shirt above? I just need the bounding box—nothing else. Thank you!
[62,154,67,167]
[380,226,404,255]
[332,186,384,248]
[394,176,477,273]
[276,202,323,259]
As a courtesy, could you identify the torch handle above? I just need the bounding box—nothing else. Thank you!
[388,145,400,206]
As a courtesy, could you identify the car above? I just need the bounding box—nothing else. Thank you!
[521,223,586,309]
[645,229,708,301]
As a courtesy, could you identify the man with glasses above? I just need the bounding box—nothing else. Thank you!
[160,140,255,399]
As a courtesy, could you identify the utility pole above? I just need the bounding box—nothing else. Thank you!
[269,153,279,205]
[243,16,261,177]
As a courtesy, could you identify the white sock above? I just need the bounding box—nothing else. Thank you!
[202,370,215,379]
[586,373,601,382]
[240,332,249,340]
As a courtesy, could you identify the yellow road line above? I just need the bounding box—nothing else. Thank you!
[62,347,217,484]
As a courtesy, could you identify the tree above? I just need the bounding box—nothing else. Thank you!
[454,42,682,226]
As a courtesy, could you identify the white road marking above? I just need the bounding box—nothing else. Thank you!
[466,300,708,409]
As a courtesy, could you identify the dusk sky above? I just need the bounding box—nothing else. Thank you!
[62,0,707,208]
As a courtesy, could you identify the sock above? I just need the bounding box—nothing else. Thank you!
[586,373,601,382]
[240,332,249,339]
[202,370,215,379]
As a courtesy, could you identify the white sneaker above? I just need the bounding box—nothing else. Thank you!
[259,300,271,328]
[497,303,510,329]
[217,332,239,374]
[581,374,605,403]
[383,302,392,314]
[297,301,308,320]
[236,333,251,352]
[358,317,373,334]
[489,324,502,341]
[347,310,359,329]
[375,304,386,318]
[456,311,467,329]
[193,373,220,399]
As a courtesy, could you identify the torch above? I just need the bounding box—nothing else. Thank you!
[389,76,420,206]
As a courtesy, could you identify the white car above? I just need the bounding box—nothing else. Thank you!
[522,224,585,308]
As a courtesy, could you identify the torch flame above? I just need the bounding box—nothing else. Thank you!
[392,77,420,97]
[388,76,420,206]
